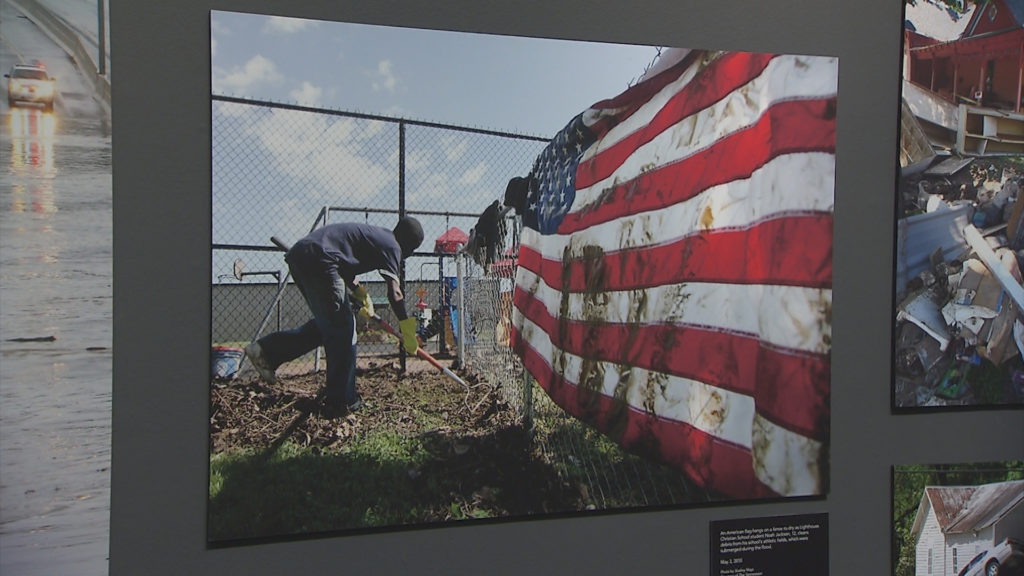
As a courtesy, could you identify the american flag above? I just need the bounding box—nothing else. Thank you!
[511,49,836,498]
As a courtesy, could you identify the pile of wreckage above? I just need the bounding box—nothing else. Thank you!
[896,157,1024,406]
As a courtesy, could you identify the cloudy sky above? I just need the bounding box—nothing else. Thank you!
[209,10,663,281]
[210,11,661,136]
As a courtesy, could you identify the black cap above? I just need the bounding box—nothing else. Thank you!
[503,176,530,215]
[394,216,424,257]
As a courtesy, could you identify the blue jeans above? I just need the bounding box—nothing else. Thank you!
[256,252,357,407]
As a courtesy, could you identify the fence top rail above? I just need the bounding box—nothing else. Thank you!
[326,206,507,219]
[212,94,551,143]
[213,241,487,260]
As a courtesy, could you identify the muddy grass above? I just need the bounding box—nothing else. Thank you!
[208,357,583,543]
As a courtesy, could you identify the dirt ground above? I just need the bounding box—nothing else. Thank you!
[209,355,584,519]
[210,356,512,453]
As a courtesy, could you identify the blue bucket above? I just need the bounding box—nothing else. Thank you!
[211,346,243,380]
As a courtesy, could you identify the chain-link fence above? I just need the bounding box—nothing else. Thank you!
[212,95,705,510]
[212,96,546,365]
[456,222,709,510]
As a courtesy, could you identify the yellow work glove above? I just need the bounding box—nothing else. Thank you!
[351,285,374,319]
[399,317,419,355]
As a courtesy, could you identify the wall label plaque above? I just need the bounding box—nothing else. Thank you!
[710,513,828,576]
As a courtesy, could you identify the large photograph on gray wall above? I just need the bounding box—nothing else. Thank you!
[894,0,1024,409]
[207,9,837,543]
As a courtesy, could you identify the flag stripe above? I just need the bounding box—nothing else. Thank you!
[513,266,832,355]
[513,286,830,440]
[513,328,787,498]
[576,54,839,191]
[520,214,833,290]
[576,52,777,187]
[582,50,702,136]
[562,98,837,235]
[512,309,758,446]
[751,413,825,495]
[532,151,834,250]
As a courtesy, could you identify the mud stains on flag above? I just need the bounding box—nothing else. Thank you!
[511,48,836,499]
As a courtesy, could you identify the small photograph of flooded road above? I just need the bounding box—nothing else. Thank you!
[0,1,112,575]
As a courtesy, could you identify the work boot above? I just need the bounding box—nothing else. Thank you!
[244,341,277,386]
[347,395,363,412]
[322,394,363,419]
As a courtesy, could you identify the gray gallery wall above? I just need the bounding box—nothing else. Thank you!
[109,0,1024,574]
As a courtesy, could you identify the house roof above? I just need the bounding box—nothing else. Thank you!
[914,480,1024,536]
[965,0,1024,37]
[906,0,978,41]
[996,0,1024,28]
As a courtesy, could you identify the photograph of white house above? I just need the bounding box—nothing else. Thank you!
[906,477,1023,576]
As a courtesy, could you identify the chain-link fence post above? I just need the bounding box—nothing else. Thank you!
[398,121,408,373]
[456,252,466,368]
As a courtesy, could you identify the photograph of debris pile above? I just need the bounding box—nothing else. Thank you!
[895,0,1024,409]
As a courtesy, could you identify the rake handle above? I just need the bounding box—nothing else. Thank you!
[368,314,469,389]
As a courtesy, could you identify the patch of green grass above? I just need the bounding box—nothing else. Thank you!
[208,423,551,542]
[969,359,1013,404]
[531,406,696,510]
[209,431,436,541]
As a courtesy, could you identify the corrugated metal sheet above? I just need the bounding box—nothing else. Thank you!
[927,486,976,529]
[896,203,973,296]
[925,480,1024,534]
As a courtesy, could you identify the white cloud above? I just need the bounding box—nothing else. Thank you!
[247,109,394,205]
[407,171,455,205]
[458,162,488,186]
[372,59,398,93]
[442,136,468,162]
[210,18,229,58]
[213,55,282,94]
[289,82,323,106]
[362,120,386,140]
[405,149,431,172]
[263,16,317,34]
[210,18,230,36]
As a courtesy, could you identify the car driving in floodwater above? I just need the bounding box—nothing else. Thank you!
[5,62,56,112]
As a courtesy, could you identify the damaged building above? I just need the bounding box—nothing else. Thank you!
[895,0,1024,407]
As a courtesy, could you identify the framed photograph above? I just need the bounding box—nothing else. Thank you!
[208,10,837,544]
[892,461,1024,576]
[894,0,1024,409]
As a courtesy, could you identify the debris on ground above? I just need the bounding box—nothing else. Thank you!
[209,356,583,525]
[896,156,1024,407]
[212,358,498,453]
